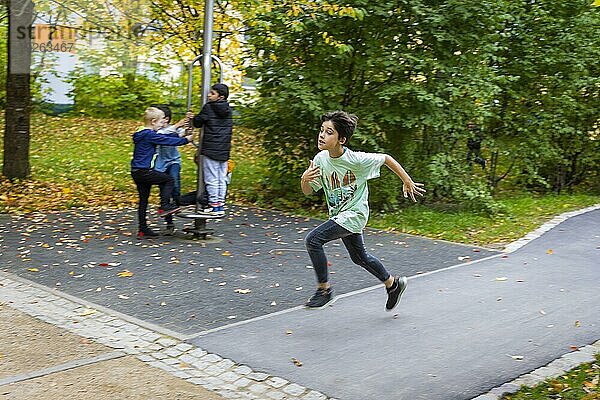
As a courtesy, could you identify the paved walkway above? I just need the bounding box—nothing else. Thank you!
[1,205,599,399]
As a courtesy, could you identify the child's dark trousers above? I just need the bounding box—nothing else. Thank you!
[305,219,391,284]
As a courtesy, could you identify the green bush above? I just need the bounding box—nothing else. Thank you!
[427,153,504,215]
[68,73,178,119]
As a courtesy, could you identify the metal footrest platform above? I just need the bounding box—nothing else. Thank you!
[176,212,224,219]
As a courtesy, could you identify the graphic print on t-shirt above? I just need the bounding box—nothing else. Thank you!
[325,169,357,212]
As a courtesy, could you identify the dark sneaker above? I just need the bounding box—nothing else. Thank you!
[385,276,408,312]
[158,204,181,217]
[305,287,335,309]
[163,224,175,236]
[137,228,159,239]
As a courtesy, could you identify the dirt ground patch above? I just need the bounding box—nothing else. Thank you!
[0,306,224,400]
[0,306,108,377]
[1,356,225,400]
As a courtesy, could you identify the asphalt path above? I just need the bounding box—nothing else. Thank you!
[0,205,497,335]
[189,208,600,400]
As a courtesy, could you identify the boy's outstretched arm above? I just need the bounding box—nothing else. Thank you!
[384,154,426,202]
[301,161,320,195]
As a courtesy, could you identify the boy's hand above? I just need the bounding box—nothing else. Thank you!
[174,117,188,129]
[301,161,320,183]
[186,111,195,119]
[184,134,194,143]
[402,181,426,202]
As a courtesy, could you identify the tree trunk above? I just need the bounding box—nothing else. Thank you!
[3,0,33,179]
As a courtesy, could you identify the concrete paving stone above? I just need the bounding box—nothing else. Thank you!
[204,362,227,375]
[188,377,211,386]
[248,382,269,394]
[300,390,326,400]
[142,331,162,342]
[234,365,253,375]
[220,371,242,383]
[512,374,540,387]
[562,351,596,364]
[151,351,168,360]
[157,337,178,347]
[175,343,195,352]
[187,369,210,378]
[471,395,499,400]
[217,383,238,391]
[163,347,184,357]
[546,359,569,373]
[146,343,164,351]
[219,389,245,400]
[266,376,288,388]
[148,360,170,370]
[492,382,522,396]
[189,348,208,358]
[178,354,198,364]
[283,383,307,397]
[201,353,223,363]
[217,359,236,369]
[247,372,269,382]
[171,370,193,379]
[96,315,116,323]
[543,365,567,377]
[531,366,560,380]
[137,354,155,362]
[161,357,181,365]
[124,347,140,355]
[233,377,252,388]
[203,376,226,389]
[231,391,261,400]
[266,391,287,400]
[191,360,211,370]
[578,345,599,356]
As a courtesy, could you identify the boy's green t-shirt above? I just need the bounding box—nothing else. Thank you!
[309,148,386,233]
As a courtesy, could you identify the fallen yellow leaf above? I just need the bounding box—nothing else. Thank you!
[291,357,303,367]
[78,309,96,317]
[222,251,232,256]
[583,380,597,389]
[27,268,39,272]
[117,270,134,278]
[547,249,553,255]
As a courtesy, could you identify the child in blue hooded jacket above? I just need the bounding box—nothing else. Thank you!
[130,107,193,238]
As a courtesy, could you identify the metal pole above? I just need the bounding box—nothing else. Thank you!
[193,0,215,228]
[201,0,215,109]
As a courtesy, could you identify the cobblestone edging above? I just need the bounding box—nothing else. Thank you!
[0,275,335,400]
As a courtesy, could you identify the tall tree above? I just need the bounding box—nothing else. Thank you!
[3,0,33,179]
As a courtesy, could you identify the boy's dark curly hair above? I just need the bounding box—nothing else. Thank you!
[321,110,358,144]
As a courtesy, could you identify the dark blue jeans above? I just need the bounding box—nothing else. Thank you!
[131,168,174,230]
[305,219,391,284]
[164,163,181,225]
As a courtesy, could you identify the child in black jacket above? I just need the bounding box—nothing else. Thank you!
[187,83,233,216]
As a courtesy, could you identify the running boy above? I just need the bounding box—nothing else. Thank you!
[301,111,425,311]
[187,83,233,216]
[131,107,193,238]
[153,105,189,235]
